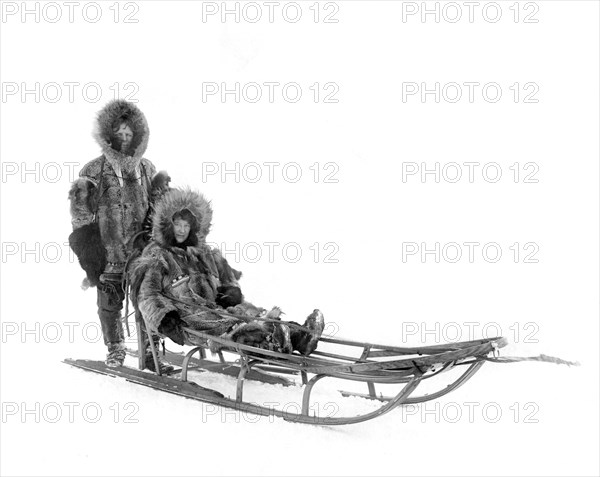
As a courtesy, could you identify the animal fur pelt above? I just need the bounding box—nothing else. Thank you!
[133,170,173,251]
[68,222,106,287]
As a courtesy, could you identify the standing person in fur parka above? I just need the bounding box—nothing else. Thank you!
[128,188,325,356]
[68,100,169,369]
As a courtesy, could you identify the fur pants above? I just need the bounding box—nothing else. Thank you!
[96,284,125,347]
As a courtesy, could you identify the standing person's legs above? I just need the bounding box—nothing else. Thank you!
[97,282,126,367]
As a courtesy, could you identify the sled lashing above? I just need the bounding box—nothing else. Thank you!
[65,317,507,425]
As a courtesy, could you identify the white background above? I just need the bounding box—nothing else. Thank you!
[0,1,598,476]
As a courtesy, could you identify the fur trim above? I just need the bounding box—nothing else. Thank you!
[152,188,213,247]
[92,100,150,173]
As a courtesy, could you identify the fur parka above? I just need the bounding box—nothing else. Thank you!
[68,100,159,285]
[128,188,247,334]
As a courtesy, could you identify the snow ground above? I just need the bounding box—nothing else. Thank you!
[0,285,597,476]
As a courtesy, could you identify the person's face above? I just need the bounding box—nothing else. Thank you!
[173,218,191,243]
[114,123,133,152]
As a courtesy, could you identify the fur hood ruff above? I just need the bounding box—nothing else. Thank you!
[152,188,213,248]
[93,99,150,174]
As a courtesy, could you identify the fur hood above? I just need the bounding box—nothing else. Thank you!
[93,100,150,173]
[152,188,213,248]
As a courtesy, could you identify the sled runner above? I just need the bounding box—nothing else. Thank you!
[64,315,511,425]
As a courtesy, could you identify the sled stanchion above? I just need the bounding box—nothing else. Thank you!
[359,345,371,361]
[181,346,205,382]
[143,317,162,376]
[236,354,248,402]
[236,356,260,403]
[135,312,145,371]
[360,346,376,399]
[301,374,327,416]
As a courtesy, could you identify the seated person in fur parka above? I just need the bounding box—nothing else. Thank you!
[128,188,325,355]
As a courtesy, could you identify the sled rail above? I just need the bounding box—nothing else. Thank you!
[182,327,506,375]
